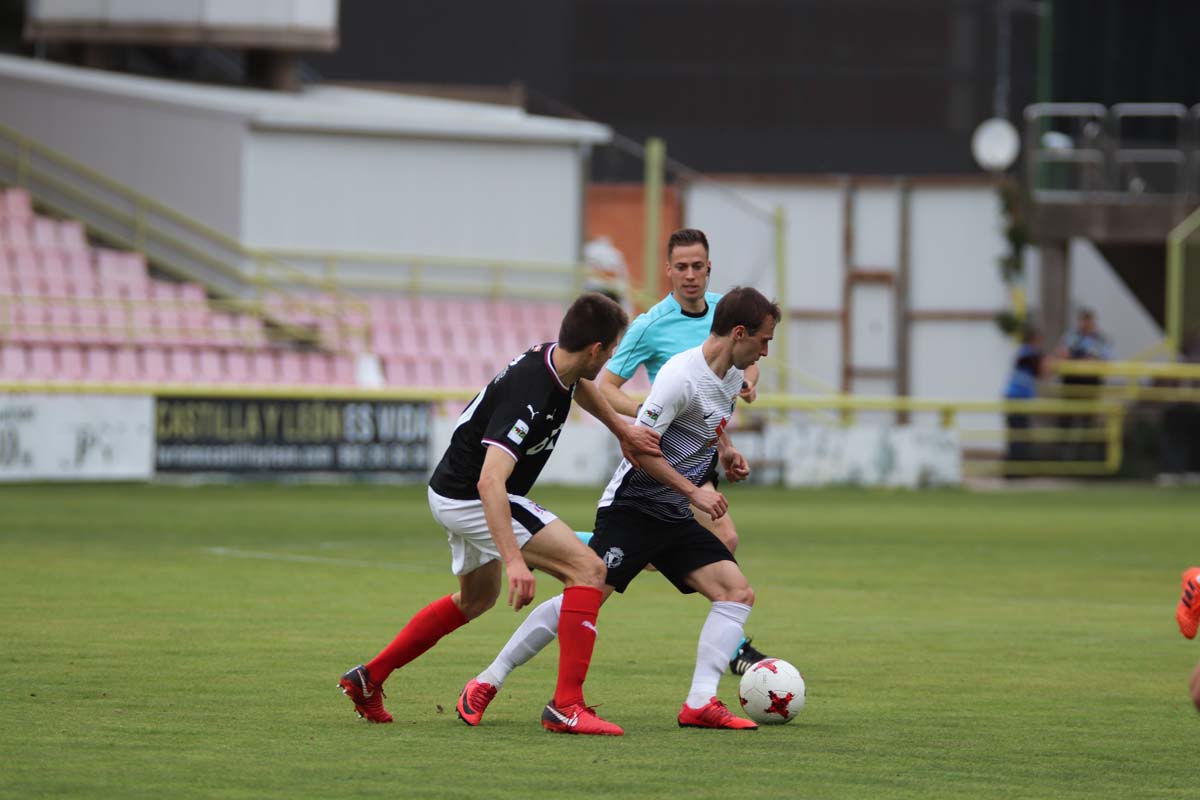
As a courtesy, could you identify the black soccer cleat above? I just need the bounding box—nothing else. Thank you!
[729,637,770,676]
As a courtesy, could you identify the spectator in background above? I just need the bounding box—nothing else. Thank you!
[1004,326,1054,468]
[582,235,631,309]
[1056,308,1112,460]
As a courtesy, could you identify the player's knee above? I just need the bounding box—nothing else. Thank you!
[734,584,755,607]
[459,588,500,619]
[566,550,607,589]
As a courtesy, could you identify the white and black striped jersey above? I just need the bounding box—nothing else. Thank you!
[429,343,576,500]
[598,345,742,521]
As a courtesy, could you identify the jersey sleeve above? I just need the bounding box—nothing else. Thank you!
[606,312,656,380]
[480,395,536,462]
[634,357,692,433]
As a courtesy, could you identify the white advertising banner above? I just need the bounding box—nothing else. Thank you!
[782,423,961,489]
[0,394,154,481]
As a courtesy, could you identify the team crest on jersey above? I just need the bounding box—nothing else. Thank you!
[640,402,662,424]
[602,547,624,568]
[507,419,530,445]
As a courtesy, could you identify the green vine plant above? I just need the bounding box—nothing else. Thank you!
[995,180,1032,337]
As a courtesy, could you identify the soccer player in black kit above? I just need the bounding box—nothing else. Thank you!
[339,293,659,736]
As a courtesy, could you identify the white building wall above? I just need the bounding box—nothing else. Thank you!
[0,74,246,237]
[241,130,583,263]
[686,179,1021,439]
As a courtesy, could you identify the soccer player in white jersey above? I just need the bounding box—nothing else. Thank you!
[588,228,769,675]
[457,287,780,731]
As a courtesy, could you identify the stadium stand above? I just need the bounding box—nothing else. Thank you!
[0,187,570,388]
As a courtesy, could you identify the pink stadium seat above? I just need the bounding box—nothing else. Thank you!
[150,281,177,301]
[383,355,413,386]
[237,315,265,347]
[32,217,59,249]
[140,346,169,382]
[72,301,103,343]
[28,344,56,380]
[195,348,223,383]
[224,349,251,383]
[46,302,74,343]
[0,219,32,248]
[0,342,28,378]
[167,348,196,383]
[304,352,331,385]
[250,350,278,383]
[332,355,356,385]
[367,296,392,324]
[154,305,183,345]
[58,345,84,381]
[83,346,114,381]
[278,351,304,384]
[129,305,156,343]
[98,304,128,344]
[208,313,236,346]
[112,347,139,382]
[12,304,46,343]
[370,324,396,356]
[0,189,33,222]
[56,220,87,253]
[411,358,442,387]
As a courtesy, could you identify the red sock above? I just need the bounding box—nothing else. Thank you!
[553,585,603,708]
[366,594,468,684]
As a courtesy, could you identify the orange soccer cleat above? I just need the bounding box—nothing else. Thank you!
[1177,567,1200,640]
[456,678,498,727]
[678,697,758,730]
[541,700,624,736]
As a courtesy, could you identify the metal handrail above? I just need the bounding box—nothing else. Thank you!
[0,123,370,349]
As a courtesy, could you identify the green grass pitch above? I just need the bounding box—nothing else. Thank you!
[1,483,1197,799]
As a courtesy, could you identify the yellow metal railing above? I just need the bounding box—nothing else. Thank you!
[261,246,583,304]
[747,393,1125,476]
[0,124,369,351]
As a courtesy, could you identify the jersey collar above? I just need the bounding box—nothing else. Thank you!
[544,343,571,393]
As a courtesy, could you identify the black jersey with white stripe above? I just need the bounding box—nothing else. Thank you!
[429,343,576,500]
[598,345,742,521]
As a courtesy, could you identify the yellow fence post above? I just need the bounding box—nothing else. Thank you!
[642,137,665,309]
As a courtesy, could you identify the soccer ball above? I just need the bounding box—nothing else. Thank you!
[738,658,806,724]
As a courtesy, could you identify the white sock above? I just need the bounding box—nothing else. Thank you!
[685,600,752,709]
[476,594,563,689]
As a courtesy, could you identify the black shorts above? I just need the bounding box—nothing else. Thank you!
[589,505,736,595]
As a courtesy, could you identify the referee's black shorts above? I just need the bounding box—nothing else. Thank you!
[589,505,736,595]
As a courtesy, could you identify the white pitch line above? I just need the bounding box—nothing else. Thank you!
[203,546,441,573]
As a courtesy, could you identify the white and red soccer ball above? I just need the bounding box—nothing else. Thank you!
[738,658,806,725]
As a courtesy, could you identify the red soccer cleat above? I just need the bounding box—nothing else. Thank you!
[456,678,498,726]
[678,697,758,730]
[338,664,393,723]
[1177,567,1200,640]
[541,700,624,736]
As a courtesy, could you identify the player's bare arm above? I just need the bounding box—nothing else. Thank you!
[476,445,536,611]
[637,451,729,520]
[575,377,661,467]
[717,429,750,482]
[598,368,642,417]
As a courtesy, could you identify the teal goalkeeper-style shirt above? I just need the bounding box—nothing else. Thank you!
[606,291,724,382]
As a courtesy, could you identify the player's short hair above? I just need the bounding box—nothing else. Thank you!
[558,292,629,352]
[711,287,782,336]
[667,228,709,260]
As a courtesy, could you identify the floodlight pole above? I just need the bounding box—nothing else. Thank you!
[642,137,665,307]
